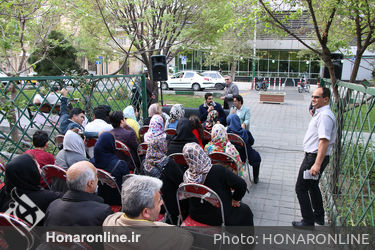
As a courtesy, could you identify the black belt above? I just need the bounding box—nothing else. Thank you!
[305,152,317,157]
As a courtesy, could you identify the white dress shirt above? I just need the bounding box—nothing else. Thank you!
[303,105,337,155]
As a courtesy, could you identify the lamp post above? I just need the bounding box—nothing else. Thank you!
[252,12,257,90]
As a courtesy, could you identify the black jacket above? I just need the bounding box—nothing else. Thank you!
[167,118,198,155]
[44,190,113,226]
[189,165,253,226]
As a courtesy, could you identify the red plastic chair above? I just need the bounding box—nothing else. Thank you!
[137,142,148,157]
[165,128,176,136]
[41,165,67,190]
[169,153,187,166]
[85,138,97,147]
[0,161,5,185]
[0,213,34,250]
[96,169,122,213]
[115,140,138,173]
[203,130,211,142]
[176,183,225,226]
[208,152,240,175]
[0,161,5,172]
[227,133,251,182]
[54,135,64,148]
[97,169,121,193]
[138,126,149,141]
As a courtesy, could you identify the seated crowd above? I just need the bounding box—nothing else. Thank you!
[0,90,261,247]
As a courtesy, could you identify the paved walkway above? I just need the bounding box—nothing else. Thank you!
[239,86,316,226]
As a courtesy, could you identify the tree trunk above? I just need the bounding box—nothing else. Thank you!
[322,56,342,195]
[10,83,20,143]
[230,60,237,80]
[349,51,363,83]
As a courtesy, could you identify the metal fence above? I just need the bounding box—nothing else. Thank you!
[320,78,374,226]
[0,74,146,164]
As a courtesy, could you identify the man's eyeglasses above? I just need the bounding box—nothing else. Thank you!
[225,79,230,81]
[311,95,322,99]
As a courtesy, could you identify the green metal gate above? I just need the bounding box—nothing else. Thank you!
[0,74,146,165]
[320,79,374,226]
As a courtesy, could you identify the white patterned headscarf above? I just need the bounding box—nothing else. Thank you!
[169,104,184,121]
[183,142,212,184]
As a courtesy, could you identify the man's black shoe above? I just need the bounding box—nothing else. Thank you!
[254,177,259,184]
[315,218,324,225]
[292,220,314,228]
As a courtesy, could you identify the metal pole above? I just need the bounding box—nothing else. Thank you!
[159,81,164,106]
[252,14,257,90]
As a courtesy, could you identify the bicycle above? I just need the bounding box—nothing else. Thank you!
[298,79,310,93]
[255,79,268,91]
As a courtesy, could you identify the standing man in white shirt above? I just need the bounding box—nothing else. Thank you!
[292,87,337,227]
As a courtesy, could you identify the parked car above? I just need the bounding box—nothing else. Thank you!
[161,71,215,91]
[202,71,225,90]
[0,71,8,84]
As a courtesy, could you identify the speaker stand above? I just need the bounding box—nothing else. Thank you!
[159,81,164,106]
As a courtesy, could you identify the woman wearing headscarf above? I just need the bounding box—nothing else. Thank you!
[226,114,261,184]
[91,132,129,205]
[0,154,61,221]
[123,106,140,140]
[189,115,204,148]
[167,117,198,155]
[182,143,253,226]
[143,115,185,224]
[55,130,87,170]
[205,124,244,177]
[143,103,162,126]
[166,104,185,129]
[143,115,165,143]
[203,110,219,132]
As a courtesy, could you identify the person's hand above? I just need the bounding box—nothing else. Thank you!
[220,96,225,100]
[216,121,220,124]
[232,200,240,207]
[231,109,236,114]
[310,164,321,176]
[208,105,214,112]
[241,123,246,129]
[61,88,68,97]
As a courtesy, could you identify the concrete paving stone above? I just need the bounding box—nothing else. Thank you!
[258,219,279,226]
[277,214,295,223]
[279,207,296,216]
[261,212,280,221]
[243,87,314,229]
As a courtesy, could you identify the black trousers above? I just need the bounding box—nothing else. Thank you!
[295,153,329,224]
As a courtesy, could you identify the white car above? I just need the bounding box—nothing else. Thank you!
[162,71,215,91]
[201,71,226,90]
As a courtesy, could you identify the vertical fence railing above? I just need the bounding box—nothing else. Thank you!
[320,78,374,226]
[0,74,146,164]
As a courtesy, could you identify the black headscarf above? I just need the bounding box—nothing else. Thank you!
[167,118,198,155]
[171,118,198,143]
[92,132,118,169]
[4,154,41,193]
[0,154,42,211]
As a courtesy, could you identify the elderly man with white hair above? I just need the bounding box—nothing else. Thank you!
[44,161,113,226]
[103,175,193,250]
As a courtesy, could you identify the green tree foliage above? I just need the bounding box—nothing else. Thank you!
[0,0,63,75]
[84,0,229,78]
[28,31,82,76]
